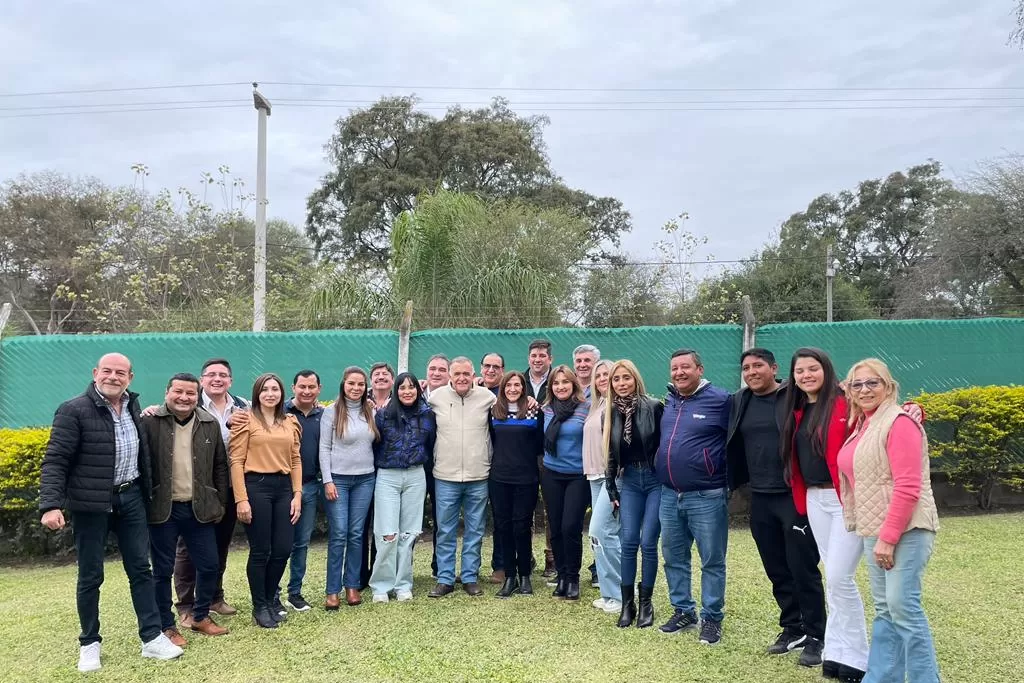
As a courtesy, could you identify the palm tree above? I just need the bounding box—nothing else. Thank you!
[304,190,591,329]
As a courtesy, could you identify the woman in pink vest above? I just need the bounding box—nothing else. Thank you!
[838,358,940,683]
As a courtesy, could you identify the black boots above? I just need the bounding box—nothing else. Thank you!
[564,580,580,601]
[617,584,637,628]
[636,584,654,628]
[552,577,568,598]
[496,576,520,598]
[252,606,278,629]
[519,575,534,595]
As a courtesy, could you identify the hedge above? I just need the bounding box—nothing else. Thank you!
[0,428,75,556]
[914,385,1024,509]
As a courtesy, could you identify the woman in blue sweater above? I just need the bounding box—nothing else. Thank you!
[489,371,545,598]
[368,373,436,603]
[541,365,591,601]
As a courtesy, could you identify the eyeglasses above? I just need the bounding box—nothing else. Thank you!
[202,372,231,379]
[849,378,884,392]
[482,364,503,371]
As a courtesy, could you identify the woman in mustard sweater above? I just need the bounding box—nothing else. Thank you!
[229,373,302,629]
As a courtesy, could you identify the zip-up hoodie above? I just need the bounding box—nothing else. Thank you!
[428,383,496,482]
[655,379,732,493]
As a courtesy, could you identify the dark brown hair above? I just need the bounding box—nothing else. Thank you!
[251,373,286,429]
[493,371,528,420]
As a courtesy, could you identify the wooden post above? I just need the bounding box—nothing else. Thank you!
[740,295,756,390]
[397,300,413,373]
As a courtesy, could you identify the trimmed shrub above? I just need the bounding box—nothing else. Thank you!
[0,428,75,555]
[914,386,1024,509]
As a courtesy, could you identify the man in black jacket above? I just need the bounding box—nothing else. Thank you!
[143,373,230,643]
[39,353,184,672]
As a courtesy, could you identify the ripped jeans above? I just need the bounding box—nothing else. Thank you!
[589,478,622,602]
[368,466,426,596]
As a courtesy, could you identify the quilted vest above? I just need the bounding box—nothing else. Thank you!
[840,401,939,538]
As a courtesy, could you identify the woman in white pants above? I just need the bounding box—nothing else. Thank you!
[780,348,867,683]
[582,360,621,614]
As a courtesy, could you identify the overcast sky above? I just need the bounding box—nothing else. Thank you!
[3,0,1023,271]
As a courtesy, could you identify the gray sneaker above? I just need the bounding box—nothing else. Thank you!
[141,633,184,661]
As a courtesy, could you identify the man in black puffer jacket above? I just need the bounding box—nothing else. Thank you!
[39,353,184,673]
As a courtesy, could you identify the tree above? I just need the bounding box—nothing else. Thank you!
[578,262,666,328]
[304,190,592,329]
[1012,1,1024,47]
[306,96,630,269]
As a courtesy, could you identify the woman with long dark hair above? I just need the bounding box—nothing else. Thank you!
[583,360,621,615]
[540,365,591,601]
[319,367,380,609]
[489,370,544,598]
[368,372,435,603]
[229,373,302,629]
[780,348,866,681]
[603,360,664,629]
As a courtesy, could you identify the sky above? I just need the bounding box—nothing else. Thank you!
[2,0,1023,273]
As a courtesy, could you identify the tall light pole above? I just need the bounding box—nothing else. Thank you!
[826,244,836,323]
[252,83,272,332]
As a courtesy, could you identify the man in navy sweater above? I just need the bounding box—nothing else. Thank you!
[655,349,732,646]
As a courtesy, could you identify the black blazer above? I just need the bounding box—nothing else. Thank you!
[604,395,663,503]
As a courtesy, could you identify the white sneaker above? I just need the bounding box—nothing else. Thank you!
[603,598,622,614]
[396,590,413,602]
[592,597,608,610]
[141,633,184,661]
[372,593,390,603]
[78,642,101,672]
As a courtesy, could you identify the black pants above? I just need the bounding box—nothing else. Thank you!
[71,482,161,646]
[749,491,826,639]
[489,480,538,577]
[174,486,237,610]
[540,467,590,583]
[242,474,295,611]
[151,502,218,628]
[423,464,439,576]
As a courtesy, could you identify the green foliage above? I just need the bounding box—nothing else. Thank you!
[914,386,1024,509]
[305,96,630,268]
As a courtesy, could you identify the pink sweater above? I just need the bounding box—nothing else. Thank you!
[837,412,924,545]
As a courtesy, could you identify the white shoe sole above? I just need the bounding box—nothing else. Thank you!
[78,661,101,673]
[372,595,390,603]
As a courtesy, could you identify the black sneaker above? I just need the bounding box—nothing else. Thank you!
[271,597,288,622]
[286,593,311,612]
[767,628,807,655]
[798,637,824,667]
[698,619,722,645]
[659,609,699,634]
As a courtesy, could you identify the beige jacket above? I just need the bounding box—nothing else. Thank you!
[840,401,939,538]
[428,384,496,482]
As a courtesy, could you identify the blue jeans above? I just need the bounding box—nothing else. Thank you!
[618,465,662,588]
[285,479,322,596]
[863,530,940,683]
[434,479,489,585]
[659,485,729,623]
[150,502,219,628]
[369,466,426,595]
[589,479,621,601]
[324,472,376,594]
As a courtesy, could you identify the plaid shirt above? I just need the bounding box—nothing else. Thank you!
[94,386,140,485]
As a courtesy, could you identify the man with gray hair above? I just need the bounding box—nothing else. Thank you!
[427,357,497,598]
[573,344,601,397]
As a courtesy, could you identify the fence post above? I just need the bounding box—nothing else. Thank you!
[0,303,10,339]
[740,295,756,390]
[397,300,413,373]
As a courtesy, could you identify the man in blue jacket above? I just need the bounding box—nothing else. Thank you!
[655,349,732,646]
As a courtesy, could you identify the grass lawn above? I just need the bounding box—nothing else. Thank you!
[0,512,1020,682]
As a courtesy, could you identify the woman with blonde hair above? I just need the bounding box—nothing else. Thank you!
[603,360,664,628]
[837,358,940,683]
[540,365,591,600]
[319,367,380,609]
[582,359,621,614]
[229,373,302,629]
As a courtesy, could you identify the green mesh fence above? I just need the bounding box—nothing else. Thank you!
[1,319,1021,429]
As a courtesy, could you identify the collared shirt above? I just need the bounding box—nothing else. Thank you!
[286,398,324,483]
[202,391,248,447]
[529,371,549,400]
[94,386,140,486]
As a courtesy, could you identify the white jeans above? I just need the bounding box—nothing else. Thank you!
[805,487,869,672]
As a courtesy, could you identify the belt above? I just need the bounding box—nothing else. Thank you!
[112,479,138,494]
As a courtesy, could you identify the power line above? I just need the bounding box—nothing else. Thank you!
[0,82,250,99]
[0,104,251,119]
[259,81,1024,93]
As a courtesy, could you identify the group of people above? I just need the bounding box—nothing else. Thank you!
[38,340,941,683]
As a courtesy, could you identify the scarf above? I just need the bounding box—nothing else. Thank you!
[544,398,580,455]
[613,394,639,445]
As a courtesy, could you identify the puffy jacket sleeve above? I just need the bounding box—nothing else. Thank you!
[212,425,229,511]
[38,402,81,512]
[423,409,437,457]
